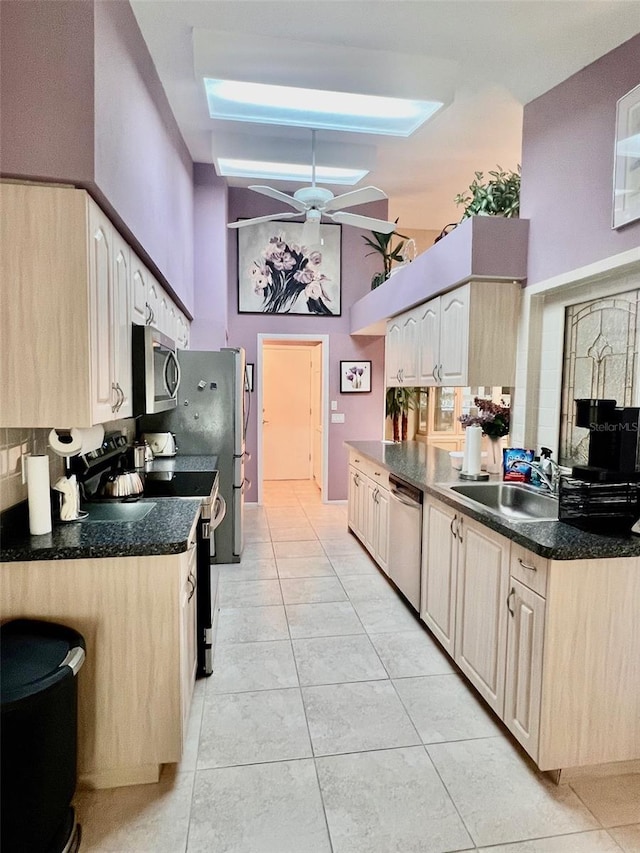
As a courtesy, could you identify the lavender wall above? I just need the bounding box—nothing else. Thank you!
[521,34,640,285]
[1,0,195,313]
[93,1,194,312]
[0,1,95,183]
[191,165,229,350]
[225,188,387,501]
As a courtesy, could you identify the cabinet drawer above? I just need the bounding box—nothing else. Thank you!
[348,453,389,488]
[510,544,548,597]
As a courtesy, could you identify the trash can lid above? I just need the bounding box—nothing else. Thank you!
[1,619,85,706]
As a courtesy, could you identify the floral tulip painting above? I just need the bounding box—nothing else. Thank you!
[340,361,371,393]
[238,221,341,315]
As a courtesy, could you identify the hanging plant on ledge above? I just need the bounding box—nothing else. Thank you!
[454,165,521,219]
[363,219,409,290]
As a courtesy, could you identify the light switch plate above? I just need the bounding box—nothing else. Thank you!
[331,400,337,411]
[331,413,345,423]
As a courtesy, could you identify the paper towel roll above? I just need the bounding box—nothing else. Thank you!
[27,455,52,535]
[79,425,104,455]
[48,425,104,457]
[463,425,483,475]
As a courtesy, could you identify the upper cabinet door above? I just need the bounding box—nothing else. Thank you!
[112,231,132,418]
[439,286,470,385]
[401,313,419,384]
[131,260,148,326]
[418,298,440,386]
[146,280,160,329]
[88,206,116,425]
[386,319,402,386]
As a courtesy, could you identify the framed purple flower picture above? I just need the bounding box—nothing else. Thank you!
[340,360,371,393]
[237,221,341,315]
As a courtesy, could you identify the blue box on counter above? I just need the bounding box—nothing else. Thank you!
[503,448,535,482]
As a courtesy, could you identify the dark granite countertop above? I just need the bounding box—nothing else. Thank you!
[346,441,640,561]
[0,497,201,563]
[145,454,218,473]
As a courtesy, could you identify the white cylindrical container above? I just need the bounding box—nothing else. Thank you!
[463,425,483,475]
[27,455,52,535]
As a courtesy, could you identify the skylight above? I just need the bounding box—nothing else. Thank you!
[204,79,443,136]
[217,158,369,185]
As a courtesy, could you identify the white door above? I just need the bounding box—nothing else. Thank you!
[401,312,419,384]
[263,346,312,480]
[112,231,132,418]
[131,260,148,325]
[310,343,323,487]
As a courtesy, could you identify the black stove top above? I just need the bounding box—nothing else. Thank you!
[143,470,218,500]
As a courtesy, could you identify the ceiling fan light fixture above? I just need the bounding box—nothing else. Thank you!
[217,158,368,185]
[204,78,443,136]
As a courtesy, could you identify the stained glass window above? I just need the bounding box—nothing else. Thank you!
[560,289,639,465]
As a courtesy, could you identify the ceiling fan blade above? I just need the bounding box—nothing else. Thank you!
[248,185,308,212]
[323,186,387,212]
[301,217,321,247]
[227,211,301,229]
[328,211,396,233]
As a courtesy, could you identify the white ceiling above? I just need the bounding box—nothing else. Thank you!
[131,0,640,230]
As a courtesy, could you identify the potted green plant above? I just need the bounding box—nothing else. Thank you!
[454,165,521,219]
[363,219,409,289]
[386,386,417,442]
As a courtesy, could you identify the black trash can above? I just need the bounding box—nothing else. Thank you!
[1,619,86,853]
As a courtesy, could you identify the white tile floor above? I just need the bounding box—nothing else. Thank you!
[76,479,640,852]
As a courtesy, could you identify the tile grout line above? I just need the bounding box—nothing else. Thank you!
[275,521,337,853]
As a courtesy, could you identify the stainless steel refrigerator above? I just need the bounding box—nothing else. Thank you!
[143,347,249,563]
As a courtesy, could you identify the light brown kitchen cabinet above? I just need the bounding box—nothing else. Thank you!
[454,515,510,715]
[2,184,132,426]
[385,281,521,389]
[348,453,391,574]
[420,496,459,656]
[504,577,545,761]
[420,492,640,772]
[0,539,199,789]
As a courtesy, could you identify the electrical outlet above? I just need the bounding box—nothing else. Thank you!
[331,413,345,424]
[331,400,338,411]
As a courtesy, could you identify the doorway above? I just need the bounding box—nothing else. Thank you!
[257,334,329,504]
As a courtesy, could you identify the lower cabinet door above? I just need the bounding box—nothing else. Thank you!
[179,545,197,743]
[454,515,509,714]
[421,497,458,656]
[504,578,546,761]
[374,486,390,573]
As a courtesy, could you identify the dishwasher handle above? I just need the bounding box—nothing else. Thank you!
[389,474,423,506]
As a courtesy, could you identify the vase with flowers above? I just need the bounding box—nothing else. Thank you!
[459,397,510,473]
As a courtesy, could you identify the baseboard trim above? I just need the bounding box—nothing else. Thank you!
[79,763,160,790]
[558,758,640,783]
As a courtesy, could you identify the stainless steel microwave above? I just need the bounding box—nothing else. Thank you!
[132,325,180,415]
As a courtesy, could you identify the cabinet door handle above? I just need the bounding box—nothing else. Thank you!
[437,364,443,382]
[354,474,360,487]
[450,514,457,538]
[116,383,124,412]
[374,487,379,503]
[518,557,537,572]
[457,516,464,543]
[111,383,119,413]
[432,364,438,383]
[506,587,515,617]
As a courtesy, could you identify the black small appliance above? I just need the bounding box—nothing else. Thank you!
[558,399,640,531]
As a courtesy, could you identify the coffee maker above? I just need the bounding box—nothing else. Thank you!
[572,398,640,482]
[558,399,640,532]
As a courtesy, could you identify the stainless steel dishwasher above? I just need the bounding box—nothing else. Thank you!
[388,474,423,610]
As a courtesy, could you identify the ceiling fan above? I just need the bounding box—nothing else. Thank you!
[227,130,397,245]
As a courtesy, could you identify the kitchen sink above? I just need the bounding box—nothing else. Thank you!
[84,502,156,523]
[447,483,558,522]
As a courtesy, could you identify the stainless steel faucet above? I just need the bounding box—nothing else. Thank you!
[506,457,563,494]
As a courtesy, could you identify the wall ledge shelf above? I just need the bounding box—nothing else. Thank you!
[349,216,529,335]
